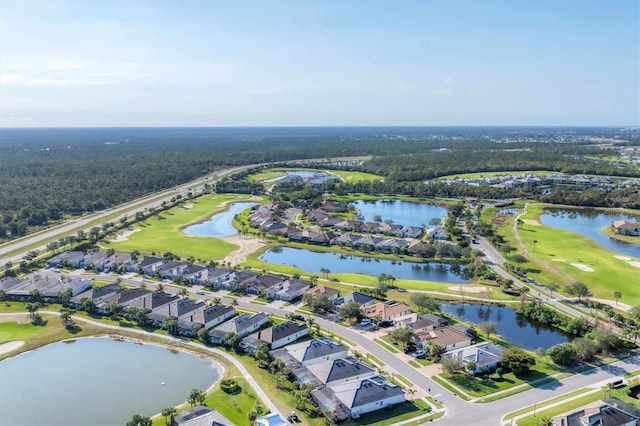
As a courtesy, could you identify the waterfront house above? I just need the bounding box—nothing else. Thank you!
[208,312,269,343]
[242,321,308,351]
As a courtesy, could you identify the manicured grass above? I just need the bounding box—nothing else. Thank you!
[341,399,431,426]
[517,203,640,301]
[106,194,255,260]
[430,375,471,401]
[374,337,400,353]
[503,388,593,421]
[602,225,640,244]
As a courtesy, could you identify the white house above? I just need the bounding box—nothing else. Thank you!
[442,342,506,373]
[244,321,308,350]
[330,376,405,419]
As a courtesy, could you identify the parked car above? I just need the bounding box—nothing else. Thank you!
[413,350,426,358]
[359,319,371,326]
[292,314,305,321]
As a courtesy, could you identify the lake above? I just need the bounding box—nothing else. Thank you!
[184,202,257,237]
[442,303,570,350]
[0,337,220,426]
[539,208,639,258]
[259,247,469,283]
[352,200,447,228]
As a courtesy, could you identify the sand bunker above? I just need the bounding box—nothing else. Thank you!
[220,235,268,265]
[614,255,632,261]
[0,340,24,355]
[627,261,640,268]
[571,263,594,272]
[182,203,193,209]
[449,286,489,293]
[111,228,140,242]
[522,219,541,226]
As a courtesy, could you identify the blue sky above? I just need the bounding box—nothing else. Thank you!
[1,0,638,127]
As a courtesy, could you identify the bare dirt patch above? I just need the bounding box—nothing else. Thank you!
[0,314,30,324]
[111,228,140,242]
[522,219,541,226]
[0,340,25,355]
[449,286,489,293]
[570,263,595,272]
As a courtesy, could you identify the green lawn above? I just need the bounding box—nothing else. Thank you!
[517,203,640,301]
[106,194,256,260]
[437,170,553,180]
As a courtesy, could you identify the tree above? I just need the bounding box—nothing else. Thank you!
[187,388,205,407]
[614,291,622,305]
[0,289,6,306]
[573,337,597,361]
[501,348,535,376]
[161,407,176,426]
[57,288,73,306]
[565,282,591,301]
[388,327,415,346]
[126,414,152,426]
[163,317,178,335]
[441,355,463,374]
[536,416,553,426]
[532,239,538,252]
[546,343,576,366]
[546,282,559,297]
[478,321,497,339]
[338,301,362,323]
[410,292,441,313]
[81,298,97,314]
[26,302,41,319]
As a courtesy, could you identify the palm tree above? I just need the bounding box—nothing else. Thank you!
[26,302,41,319]
[126,414,152,426]
[161,407,176,425]
[614,291,622,305]
[407,388,416,402]
[178,287,189,298]
[187,388,205,407]
[155,283,165,293]
[163,317,178,335]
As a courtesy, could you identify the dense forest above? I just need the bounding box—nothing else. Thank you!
[0,126,638,240]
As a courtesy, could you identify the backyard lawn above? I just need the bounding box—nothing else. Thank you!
[106,194,255,260]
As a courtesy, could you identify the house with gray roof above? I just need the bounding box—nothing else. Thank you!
[148,298,206,326]
[208,312,269,343]
[41,278,92,299]
[181,264,207,285]
[306,357,376,386]
[203,268,233,289]
[80,252,110,271]
[172,405,232,426]
[0,277,25,292]
[139,256,165,274]
[103,254,137,273]
[156,260,187,280]
[179,305,236,335]
[70,283,119,306]
[126,291,179,312]
[442,342,506,373]
[46,251,85,268]
[329,376,405,419]
[334,292,376,308]
[267,279,310,301]
[238,274,285,296]
[97,288,151,311]
[270,337,348,367]
[242,321,308,351]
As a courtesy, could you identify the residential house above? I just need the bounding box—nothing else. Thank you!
[551,398,640,426]
[208,312,269,344]
[147,298,206,327]
[400,225,424,239]
[238,274,285,296]
[203,268,234,289]
[80,252,110,271]
[613,220,640,236]
[172,405,232,426]
[181,264,206,284]
[329,376,405,419]
[270,337,348,368]
[306,357,376,386]
[103,254,137,273]
[138,256,165,275]
[0,277,25,293]
[426,227,447,240]
[127,291,179,312]
[352,236,383,251]
[41,278,92,299]
[267,279,310,301]
[242,321,308,351]
[46,251,85,268]
[304,286,340,301]
[443,342,506,373]
[97,288,151,311]
[179,304,235,335]
[377,238,408,254]
[423,313,448,327]
[69,283,119,307]
[418,326,471,352]
[361,301,412,324]
[217,271,256,292]
[334,234,361,247]
[334,292,376,308]
[156,260,187,280]
[395,314,442,334]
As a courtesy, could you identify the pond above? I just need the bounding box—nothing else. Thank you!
[259,247,470,283]
[352,200,447,228]
[442,303,570,351]
[183,202,257,237]
[539,208,639,258]
[0,337,220,426]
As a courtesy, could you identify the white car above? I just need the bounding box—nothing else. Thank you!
[359,319,371,326]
